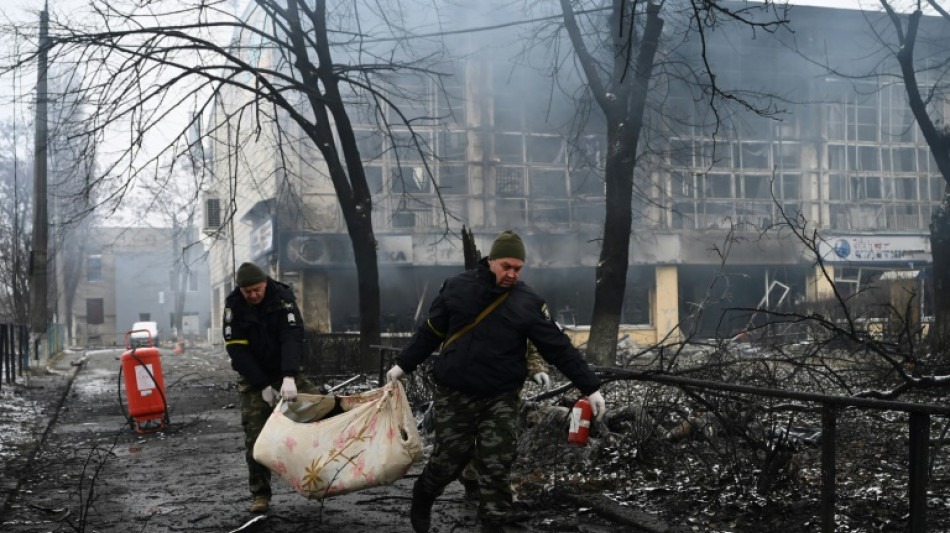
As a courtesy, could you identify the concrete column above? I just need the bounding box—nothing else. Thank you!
[808,263,836,302]
[301,270,331,333]
[654,265,681,344]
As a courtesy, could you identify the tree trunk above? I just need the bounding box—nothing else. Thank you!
[285,0,382,374]
[351,225,382,374]
[587,120,636,366]
[929,201,950,360]
[883,7,950,361]
[581,3,664,366]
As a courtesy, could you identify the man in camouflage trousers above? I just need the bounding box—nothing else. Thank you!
[386,231,605,533]
[224,262,320,514]
[457,345,550,501]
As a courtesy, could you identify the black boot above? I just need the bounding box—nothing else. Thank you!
[410,480,436,533]
[460,477,480,502]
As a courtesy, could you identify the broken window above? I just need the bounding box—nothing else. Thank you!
[527,136,564,164]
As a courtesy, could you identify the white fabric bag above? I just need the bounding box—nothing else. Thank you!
[253,380,423,499]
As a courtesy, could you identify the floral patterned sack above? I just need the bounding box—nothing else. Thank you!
[253,381,423,499]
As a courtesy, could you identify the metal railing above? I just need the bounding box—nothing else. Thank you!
[0,323,30,390]
[366,341,950,533]
[597,367,950,533]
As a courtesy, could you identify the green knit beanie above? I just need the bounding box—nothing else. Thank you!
[489,230,526,261]
[236,262,267,287]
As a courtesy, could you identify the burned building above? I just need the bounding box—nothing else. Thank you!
[203,2,946,344]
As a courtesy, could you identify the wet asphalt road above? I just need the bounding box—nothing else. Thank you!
[0,346,644,533]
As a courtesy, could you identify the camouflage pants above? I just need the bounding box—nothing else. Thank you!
[460,386,525,485]
[238,376,319,497]
[417,384,520,521]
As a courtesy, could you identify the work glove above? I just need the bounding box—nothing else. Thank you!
[386,365,406,382]
[531,372,551,389]
[588,391,606,420]
[261,386,277,407]
[280,377,297,402]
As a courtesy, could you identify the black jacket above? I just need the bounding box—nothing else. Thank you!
[396,259,601,397]
[223,278,304,389]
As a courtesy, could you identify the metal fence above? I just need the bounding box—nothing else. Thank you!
[0,323,30,391]
[301,332,412,384]
[342,343,950,533]
[599,367,950,533]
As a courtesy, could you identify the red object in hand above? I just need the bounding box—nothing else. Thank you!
[568,397,592,446]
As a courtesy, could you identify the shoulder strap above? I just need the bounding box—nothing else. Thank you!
[441,292,509,351]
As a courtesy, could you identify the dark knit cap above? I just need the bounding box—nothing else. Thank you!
[489,230,526,261]
[236,262,267,287]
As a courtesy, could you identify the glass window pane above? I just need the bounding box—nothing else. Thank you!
[531,168,566,198]
[706,173,733,198]
[87,255,102,282]
[828,145,846,170]
[896,147,916,171]
[778,142,800,169]
[859,146,879,170]
[440,131,467,161]
[365,166,383,195]
[355,130,383,161]
[895,177,916,200]
[782,173,801,200]
[741,142,770,168]
[527,136,564,164]
[743,174,771,199]
[496,134,523,163]
[438,165,467,195]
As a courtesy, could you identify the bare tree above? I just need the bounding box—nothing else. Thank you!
[47,65,100,347]
[1,0,453,370]
[541,0,790,365]
[875,1,950,353]
[0,120,32,325]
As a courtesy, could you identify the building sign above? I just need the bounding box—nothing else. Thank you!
[378,235,412,264]
[819,234,931,264]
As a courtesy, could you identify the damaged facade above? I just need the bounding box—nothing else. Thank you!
[202,3,946,345]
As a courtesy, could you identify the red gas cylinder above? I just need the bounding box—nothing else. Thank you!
[568,396,592,446]
[121,330,168,433]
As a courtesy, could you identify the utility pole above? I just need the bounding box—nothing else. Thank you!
[30,2,50,356]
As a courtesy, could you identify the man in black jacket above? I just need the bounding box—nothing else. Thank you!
[386,231,606,533]
[223,262,317,514]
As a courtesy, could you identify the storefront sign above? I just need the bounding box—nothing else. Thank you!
[819,234,930,263]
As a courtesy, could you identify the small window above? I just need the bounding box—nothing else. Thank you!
[87,298,104,325]
[87,255,102,282]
